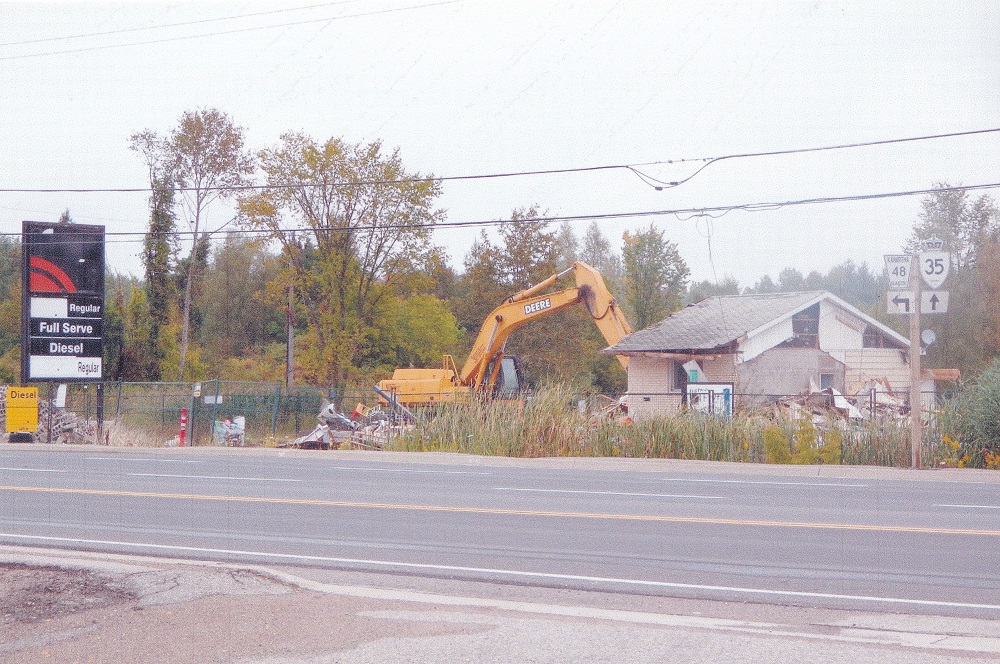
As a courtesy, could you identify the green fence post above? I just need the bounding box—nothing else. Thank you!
[271,385,281,438]
[115,381,123,421]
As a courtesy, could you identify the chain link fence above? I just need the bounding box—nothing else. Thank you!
[8,381,952,458]
[20,381,383,446]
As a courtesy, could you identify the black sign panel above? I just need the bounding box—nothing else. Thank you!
[30,319,104,338]
[22,221,106,382]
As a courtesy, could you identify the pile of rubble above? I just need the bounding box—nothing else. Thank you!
[770,378,909,426]
[281,401,408,450]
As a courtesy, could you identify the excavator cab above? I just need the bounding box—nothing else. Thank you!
[486,356,526,398]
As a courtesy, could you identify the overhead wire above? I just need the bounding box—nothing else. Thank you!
[0,0,460,62]
[0,2,359,48]
[11,181,1000,246]
[627,127,1000,189]
[2,126,998,195]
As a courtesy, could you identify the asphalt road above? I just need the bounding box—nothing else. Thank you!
[2,445,999,619]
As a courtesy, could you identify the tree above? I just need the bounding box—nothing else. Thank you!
[580,222,623,293]
[130,109,254,379]
[197,235,284,368]
[622,225,690,329]
[456,209,607,386]
[777,267,806,292]
[554,222,579,269]
[907,183,999,270]
[242,133,442,386]
[686,275,741,303]
[907,185,1000,376]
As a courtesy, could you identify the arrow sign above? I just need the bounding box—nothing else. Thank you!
[921,290,949,314]
[919,251,949,289]
[887,290,914,314]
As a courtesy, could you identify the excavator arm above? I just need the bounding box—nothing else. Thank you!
[459,261,633,389]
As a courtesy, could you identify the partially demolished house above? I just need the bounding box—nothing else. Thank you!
[603,291,948,420]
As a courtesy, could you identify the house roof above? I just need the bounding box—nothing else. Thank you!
[604,290,909,355]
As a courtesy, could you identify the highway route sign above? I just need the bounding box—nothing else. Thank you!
[922,290,949,314]
[884,255,912,290]
[919,251,949,289]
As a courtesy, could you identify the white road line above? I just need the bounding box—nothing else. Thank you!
[328,465,491,475]
[495,487,724,499]
[2,532,999,612]
[661,478,867,488]
[128,473,302,482]
[937,503,1000,510]
[85,457,201,463]
[0,467,67,473]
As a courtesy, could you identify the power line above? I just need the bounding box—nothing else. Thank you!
[10,181,1000,245]
[628,127,1000,189]
[2,127,998,195]
[0,0,459,62]
[0,2,357,48]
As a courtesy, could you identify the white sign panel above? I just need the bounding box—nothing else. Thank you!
[884,255,912,289]
[922,290,949,314]
[887,291,915,315]
[29,356,103,379]
[685,383,734,417]
[919,251,949,289]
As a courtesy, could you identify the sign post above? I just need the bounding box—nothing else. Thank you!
[887,239,949,469]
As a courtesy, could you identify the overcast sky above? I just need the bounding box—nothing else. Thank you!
[2,1,998,288]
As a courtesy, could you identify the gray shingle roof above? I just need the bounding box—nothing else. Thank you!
[606,291,826,354]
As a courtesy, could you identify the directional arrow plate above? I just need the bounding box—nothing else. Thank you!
[922,290,949,314]
[887,290,915,315]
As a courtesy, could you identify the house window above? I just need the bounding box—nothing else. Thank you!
[673,360,689,391]
[820,373,834,390]
[776,303,820,349]
[863,325,903,348]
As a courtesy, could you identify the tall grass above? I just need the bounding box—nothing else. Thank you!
[390,383,949,467]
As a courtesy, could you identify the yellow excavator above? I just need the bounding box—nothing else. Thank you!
[376,261,633,407]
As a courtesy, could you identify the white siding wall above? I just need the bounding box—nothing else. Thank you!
[818,301,864,358]
[843,348,911,394]
[741,318,793,362]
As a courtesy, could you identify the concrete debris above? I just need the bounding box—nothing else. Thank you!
[280,401,410,450]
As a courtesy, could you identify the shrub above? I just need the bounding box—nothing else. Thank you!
[954,359,1000,467]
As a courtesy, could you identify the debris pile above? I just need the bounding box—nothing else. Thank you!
[281,401,409,450]
[768,378,909,427]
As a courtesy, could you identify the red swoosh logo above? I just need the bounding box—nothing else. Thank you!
[29,256,77,293]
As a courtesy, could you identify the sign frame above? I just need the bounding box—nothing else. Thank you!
[21,221,106,382]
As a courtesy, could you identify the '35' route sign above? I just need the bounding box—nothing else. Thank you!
[919,251,949,290]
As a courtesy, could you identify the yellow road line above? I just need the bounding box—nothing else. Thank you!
[2,484,999,536]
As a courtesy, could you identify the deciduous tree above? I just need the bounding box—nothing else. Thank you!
[242,133,442,386]
[622,225,690,329]
[130,109,254,379]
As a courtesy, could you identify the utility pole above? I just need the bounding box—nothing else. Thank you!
[908,257,922,469]
[286,232,295,389]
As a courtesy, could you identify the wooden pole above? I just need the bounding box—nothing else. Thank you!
[908,256,922,469]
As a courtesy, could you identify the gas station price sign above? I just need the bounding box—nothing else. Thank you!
[21,221,105,382]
